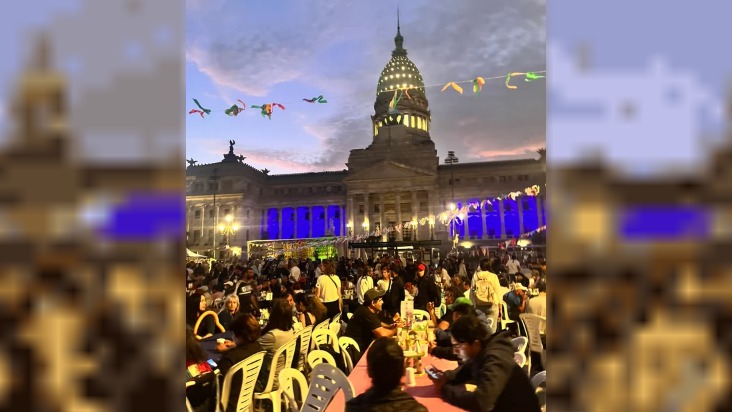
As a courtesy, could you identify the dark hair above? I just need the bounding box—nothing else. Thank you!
[294,293,310,309]
[499,275,509,288]
[262,298,294,334]
[451,314,490,344]
[479,258,491,271]
[447,285,463,300]
[229,314,261,343]
[322,260,336,276]
[186,326,206,363]
[186,292,206,326]
[537,279,547,293]
[452,302,475,318]
[367,337,405,392]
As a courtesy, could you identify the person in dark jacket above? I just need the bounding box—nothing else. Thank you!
[426,314,540,412]
[345,337,427,412]
[413,263,440,311]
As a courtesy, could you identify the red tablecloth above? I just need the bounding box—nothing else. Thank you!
[325,346,465,411]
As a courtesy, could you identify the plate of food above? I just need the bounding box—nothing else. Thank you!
[403,350,425,358]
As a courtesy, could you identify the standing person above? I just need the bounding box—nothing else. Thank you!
[288,259,301,285]
[426,315,541,412]
[413,263,440,311]
[457,257,467,277]
[234,268,258,315]
[470,258,501,328]
[355,266,374,305]
[315,260,342,319]
[345,338,428,412]
[506,254,521,279]
[386,264,406,317]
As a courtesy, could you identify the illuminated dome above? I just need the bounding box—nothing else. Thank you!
[372,20,431,138]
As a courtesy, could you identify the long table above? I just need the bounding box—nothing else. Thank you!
[325,346,466,411]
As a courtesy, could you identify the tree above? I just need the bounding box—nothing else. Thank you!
[537,148,546,160]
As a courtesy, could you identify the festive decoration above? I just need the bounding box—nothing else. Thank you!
[441,82,464,94]
[505,72,521,89]
[473,77,485,94]
[188,109,206,118]
[224,99,246,116]
[525,72,545,82]
[303,95,328,103]
[192,98,212,115]
[388,90,403,114]
[251,104,273,119]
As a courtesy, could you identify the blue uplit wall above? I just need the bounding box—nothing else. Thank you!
[312,206,325,238]
[521,197,539,233]
[327,205,342,236]
[467,199,483,239]
[540,196,547,226]
[260,210,266,238]
[281,207,295,239]
[297,207,310,238]
[267,208,280,239]
[484,201,502,239]
[503,199,519,238]
[450,201,466,239]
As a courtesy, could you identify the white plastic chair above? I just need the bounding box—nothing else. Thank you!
[254,336,299,412]
[331,312,341,325]
[301,363,356,412]
[531,370,547,412]
[520,313,546,373]
[531,370,546,390]
[307,349,338,370]
[295,325,313,373]
[220,351,266,412]
[486,317,495,332]
[513,351,527,368]
[277,368,309,412]
[511,336,528,354]
[412,309,430,322]
[328,318,342,338]
[311,328,341,354]
[346,312,353,320]
[499,301,515,331]
[338,336,361,374]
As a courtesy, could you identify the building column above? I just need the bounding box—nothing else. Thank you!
[396,192,402,241]
[379,193,385,238]
[347,196,354,236]
[499,199,506,239]
[517,198,524,236]
[200,205,206,243]
[293,206,298,239]
[277,207,282,240]
[364,194,371,235]
[427,191,436,240]
[411,191,419,241]
[481,198,488,239]
[341,205,347,236]
[536,195,544,227]
[308,207,313,238]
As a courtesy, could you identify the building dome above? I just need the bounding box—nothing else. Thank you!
[376,25,425,94]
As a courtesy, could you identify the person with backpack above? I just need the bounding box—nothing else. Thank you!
[470,258,501,329]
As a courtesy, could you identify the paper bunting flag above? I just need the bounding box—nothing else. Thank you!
[251,104,273,119]
[403,89,412,100]
[524,72,545,82]
[188,109,206,118]
[303,95,328,103]
[505,72,522,89]
[388,90,402,114]
[441,82,464,94]
[192,98,211,115]
[473,77,485,94]
[272,103,286,111]
[224,101,245,116]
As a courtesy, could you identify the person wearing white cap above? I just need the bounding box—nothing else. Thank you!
[503,283,529,335]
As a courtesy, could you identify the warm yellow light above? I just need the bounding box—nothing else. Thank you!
[449,203,456,211]
[346,222,353,228]
[225,214,233,223]
[232,224,240,231]
[218,224,225,231]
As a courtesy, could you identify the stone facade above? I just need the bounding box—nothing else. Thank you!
[186,25,546,258]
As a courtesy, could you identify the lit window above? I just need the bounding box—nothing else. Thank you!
[411,116,415,128]
[396,74,400,78]
[402,83,406,88]
[401,66,405,70]
[396,115,402,123]
[404,114,410,127]
[417,117,422,129]
[390,85,394,89]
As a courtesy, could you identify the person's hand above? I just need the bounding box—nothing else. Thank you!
[426,367,447,392]
[224,339,236,348]
[426,302,435,314]
[427,340,437,355]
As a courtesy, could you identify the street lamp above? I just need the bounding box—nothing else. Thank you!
[346,221,353,236]
[218,214,239,258]
[362,220,369,234]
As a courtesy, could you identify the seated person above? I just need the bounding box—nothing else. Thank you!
[217,294,240,331]
[428,299,493,361]
[427,314,540,412]
[426,286,463,342]
[214,314,264,412]
[345,337,427,412]
[503,284,529,336]
[257,299,296,391]
[343,289,402,362]
[187,292,216,339]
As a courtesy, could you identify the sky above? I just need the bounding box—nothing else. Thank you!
[548,1,732,176]
[185,0,547,174]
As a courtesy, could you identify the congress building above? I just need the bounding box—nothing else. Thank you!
[186,25,546,260]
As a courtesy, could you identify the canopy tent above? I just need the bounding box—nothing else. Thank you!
[186,248,207,259]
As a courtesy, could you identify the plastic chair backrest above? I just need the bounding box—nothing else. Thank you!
[328,318,342,337]
[511,336,528,354]
[486,317,495,331]
[331,313,341,325]
[311,329,340,353]
[301,363,356,412]
[513,351,527,367]
[307,350,337,370]
[259,335,299,394]
[531,370,546,390]
[193,310,226,337]
[412,309,430,321]
[278,368,309,412]
[314,319,329,332]
[220,351,266,412]
[338,336,361,354]
[519,313,545,353]
[296,325,313,372]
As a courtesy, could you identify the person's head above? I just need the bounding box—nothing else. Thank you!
[417,263,426,277]
[322,260,336,276]
[186,326,207,362]
[450,314,491,362]
[363,288,385,312]
[514,283,528,298]
[225,294,240,314]
[445,285,463,305]
[355,266,366,279]
[246,267,255,278]
[294,293,310,313]
[511,254,517,261]
[229,313,261,344]
[285,292,295,309]
[381,264,392,279]
[263,298,295,333]
[479,258,491,272]
[531,270,540,279]
[451,300,475,323]
[367,337,405,393]
[537,279,547,294]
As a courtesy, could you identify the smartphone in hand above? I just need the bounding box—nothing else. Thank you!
[425,366,442,380]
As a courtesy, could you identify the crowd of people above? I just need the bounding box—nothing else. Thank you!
[185,250,547,412]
